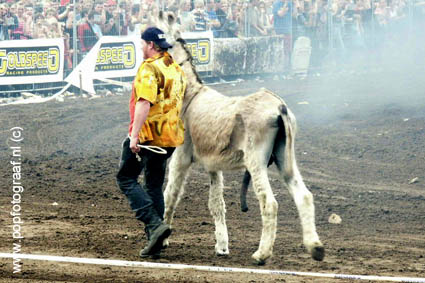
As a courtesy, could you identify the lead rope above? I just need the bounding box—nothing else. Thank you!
[135,145,167,162]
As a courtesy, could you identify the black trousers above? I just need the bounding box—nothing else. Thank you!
[116,137,174,223]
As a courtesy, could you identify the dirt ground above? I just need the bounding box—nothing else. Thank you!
[0,66,424,282]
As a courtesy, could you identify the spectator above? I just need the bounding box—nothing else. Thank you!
[233,0,246,36]
[93,0,107,27]
[273,0,294,71]
[293,0,308,38]
[78,10,99,60]
[374,0,390,27]
[257,0,273,35]
[46,8,59,24]
[103,0,118,35]
[5,3,19,40]
[64,8,76,50]
[215,0,238,37]
[48,20,63,39]
[82,0,94,14]
[178,0,195,32]
[309,0,328,67]
[358,0,373,47]
[127,3,141,35]
[191,0,209,31]
[331,0,346,50]
[0,4,11,40]
[146,2,160,26]
[32,13,45,38]
[91,11,103,38]
[246,0,267,36]
[205,0,221,36]
[11,4,28,39]
[22,5,34,38]
[57,2,73,23]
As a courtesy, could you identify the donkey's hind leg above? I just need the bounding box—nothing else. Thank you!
[274,139,324,261]
[208,171,229,255]
[163,145,193,246]
[249,167,278,265]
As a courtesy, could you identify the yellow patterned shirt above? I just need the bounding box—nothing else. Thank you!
[129,52,187,147]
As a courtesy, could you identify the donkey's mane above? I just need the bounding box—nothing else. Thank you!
[175,38,203,85]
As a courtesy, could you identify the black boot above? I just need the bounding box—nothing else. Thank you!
[140,216,171,258]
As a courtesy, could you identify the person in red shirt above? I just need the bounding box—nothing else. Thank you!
[77,10,98,61]
[116,27,187,259]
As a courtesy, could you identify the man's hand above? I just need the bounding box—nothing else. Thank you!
[130,137,140,153]
[129,99,150,154]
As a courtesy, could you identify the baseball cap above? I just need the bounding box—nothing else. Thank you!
[141,27,172,49]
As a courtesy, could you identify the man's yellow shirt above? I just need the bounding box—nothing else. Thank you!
[129,52,187,147]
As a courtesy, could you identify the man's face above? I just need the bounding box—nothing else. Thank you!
[105,3,115,12]
[83,2,92,10]
[95,3,103,13]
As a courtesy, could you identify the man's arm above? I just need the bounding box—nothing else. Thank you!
[130,99,151,153]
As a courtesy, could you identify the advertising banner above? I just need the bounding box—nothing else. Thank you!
[0,38,64,85]
[93,36,142,79]
[181,31,214,73]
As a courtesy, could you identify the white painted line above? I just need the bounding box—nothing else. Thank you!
[0,253,424,282]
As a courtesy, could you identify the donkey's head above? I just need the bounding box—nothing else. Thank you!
[151,11,182,47]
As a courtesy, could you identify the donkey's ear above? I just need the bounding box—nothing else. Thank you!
[167,13,176,25]
[159,10,164,20]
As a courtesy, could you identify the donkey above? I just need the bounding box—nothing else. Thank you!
[152,12,325,265]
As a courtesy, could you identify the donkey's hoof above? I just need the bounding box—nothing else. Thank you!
[162,238,169,249]
[253,258,266,266]
[241,206,249,212]
[312,246,325,261]
[215,248,229,256]
[252,251,269,265]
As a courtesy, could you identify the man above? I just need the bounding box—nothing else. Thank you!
[103,0,119,35]
[191,0,209,31]
[178,0,195,32]
[273,0,293,72]
[214,0,234,38]
[245,0,266,37]
[77,10,99,61]
[205,0,221,36]
[116,27,187,258]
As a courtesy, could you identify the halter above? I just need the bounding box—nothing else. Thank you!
[175,38,192,66]
[173,37,204,116]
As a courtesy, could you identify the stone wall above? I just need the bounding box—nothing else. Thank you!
[211,36,286,77]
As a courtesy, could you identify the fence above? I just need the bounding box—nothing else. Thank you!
[0,0,424,97]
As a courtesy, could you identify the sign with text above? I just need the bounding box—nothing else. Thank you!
[0,38,64,85]
[181,31,214,73]
[94,37,141,77]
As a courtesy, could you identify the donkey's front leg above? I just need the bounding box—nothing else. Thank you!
[208,171,229,255]
[250,168,278,265]
[163,146,192,247]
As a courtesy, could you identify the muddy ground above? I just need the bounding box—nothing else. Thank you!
[0,66,424,282]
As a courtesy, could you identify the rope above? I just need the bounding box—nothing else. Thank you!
[136,144,167,154]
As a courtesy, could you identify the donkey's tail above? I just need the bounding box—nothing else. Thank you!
[277,104,297,180]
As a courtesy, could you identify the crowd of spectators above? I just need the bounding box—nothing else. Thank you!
[0,0,423,69]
